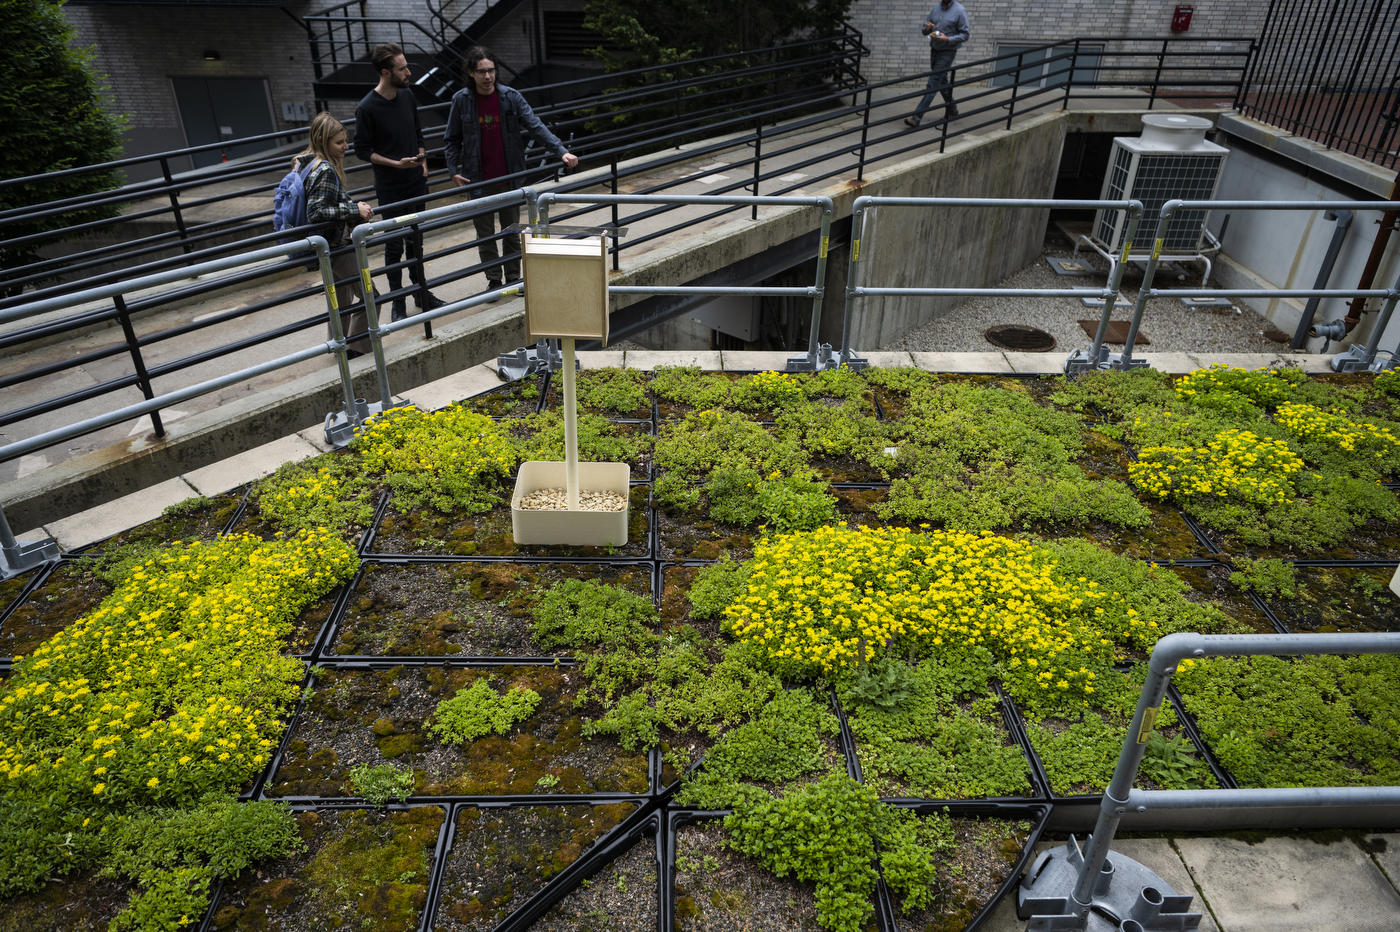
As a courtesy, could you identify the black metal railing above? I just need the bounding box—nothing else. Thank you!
[2,35,1252,467]
[1236,0,1400,168]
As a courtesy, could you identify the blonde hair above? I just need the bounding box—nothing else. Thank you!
[294,112,349,187]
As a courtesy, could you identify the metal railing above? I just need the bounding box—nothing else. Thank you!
[0,236,364,576]
[1020,631,1400,926]
[832,196,1400,374]
[1236,0,1400,168]
[2,36,1259,480]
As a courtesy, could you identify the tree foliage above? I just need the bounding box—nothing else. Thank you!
[583,0,855,67]
[0,0,125,288]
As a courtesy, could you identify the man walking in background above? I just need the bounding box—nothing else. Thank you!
[444,46,578,297]
[354,42,444,321]
[905,1,971,128]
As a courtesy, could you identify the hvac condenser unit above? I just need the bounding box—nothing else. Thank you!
[1094,114,1228,253]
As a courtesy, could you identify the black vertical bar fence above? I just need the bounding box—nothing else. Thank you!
[1237,0,1400,168]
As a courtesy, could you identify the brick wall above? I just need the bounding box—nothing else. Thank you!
[848,0,1272,84]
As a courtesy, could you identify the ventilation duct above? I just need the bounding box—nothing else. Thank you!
[1095,114,1229,253]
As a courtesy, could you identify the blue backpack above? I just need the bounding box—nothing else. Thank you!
[273,160,317,264]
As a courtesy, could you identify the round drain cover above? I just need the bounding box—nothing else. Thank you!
[985,325,1056,352]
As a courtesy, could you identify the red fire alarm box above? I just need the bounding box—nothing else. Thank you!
[1172,6,1194,31]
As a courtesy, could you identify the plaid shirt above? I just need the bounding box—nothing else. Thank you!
[302,158,355,224]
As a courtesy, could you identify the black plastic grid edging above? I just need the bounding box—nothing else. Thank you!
[1004,674,1225,808]
[0,558,55,628]
[56,482,254,558]
[882,801,1054,932]
[424,800,662,932]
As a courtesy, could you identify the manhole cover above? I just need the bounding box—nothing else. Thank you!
[985,325,1056,352]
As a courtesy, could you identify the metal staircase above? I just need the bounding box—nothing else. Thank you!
[305,0,536,104]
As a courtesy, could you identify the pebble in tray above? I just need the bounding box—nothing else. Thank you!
[520,488,628,511]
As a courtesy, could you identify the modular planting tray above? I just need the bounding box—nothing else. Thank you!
[5,366,1399,932]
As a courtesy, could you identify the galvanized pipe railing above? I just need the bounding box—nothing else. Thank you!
[1122,199,1400,372]
[0,235,360,578]
[530,192,838,371]
[1072,631,1400,917]
[838,196,1145,370]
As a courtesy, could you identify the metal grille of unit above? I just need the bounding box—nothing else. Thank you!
[1132,154,1224,250]
[1096,147,1134,244]
[1095,147,1226,253]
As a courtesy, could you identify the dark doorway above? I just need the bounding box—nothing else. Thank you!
[171,76,277,168]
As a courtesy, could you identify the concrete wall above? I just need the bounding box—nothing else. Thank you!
[1207,114,1399,354]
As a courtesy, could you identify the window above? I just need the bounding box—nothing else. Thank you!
[991,44,1101,89]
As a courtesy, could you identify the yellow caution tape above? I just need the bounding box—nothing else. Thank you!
[1151,238,1164,261]
[360,269,374,295]
[852,239,861,262]
[1119,240,1132,266]
[820,236,829,259]
[395,213,419,223]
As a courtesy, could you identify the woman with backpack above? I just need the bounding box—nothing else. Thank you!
[294,112,375,357]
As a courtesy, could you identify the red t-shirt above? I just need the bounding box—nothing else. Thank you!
[476,91,507,181]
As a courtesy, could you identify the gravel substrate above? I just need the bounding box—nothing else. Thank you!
[880,231,1291,355]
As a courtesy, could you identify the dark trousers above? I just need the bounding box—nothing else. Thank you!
[915,47,959,119]
[377,178,429,294]
[472,182,522,284]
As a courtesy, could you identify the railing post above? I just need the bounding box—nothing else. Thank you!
[610,156,620,271]
[112,293,164,439]
[751,122,762,220]
[1062,38,1080,110]
[856,87,871,183]
[159,157,193,259]
[1008,53,1023,130]
[1149,39,1167,110]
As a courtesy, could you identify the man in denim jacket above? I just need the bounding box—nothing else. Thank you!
[905,1,971,128]
[444,45,578,295]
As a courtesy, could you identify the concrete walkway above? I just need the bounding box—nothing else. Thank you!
[984,833,1400,932]
[9,350,1399,931]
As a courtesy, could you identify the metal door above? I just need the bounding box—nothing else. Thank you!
[172,76,277,168]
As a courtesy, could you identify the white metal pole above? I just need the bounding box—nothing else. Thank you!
[562,337,579,510]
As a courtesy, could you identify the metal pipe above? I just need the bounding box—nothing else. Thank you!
[810,205,834,362]
[0,341,335,468]
[1072,630,1400,915]
[1291,209,1353,349]
[1126,785,1400,812]
[562,338,579,510]
[838,196,1145,370]
[608,286,817,296]
[1345,178,1400,333]
[1122,199,1400,366]
[0,237,330,327]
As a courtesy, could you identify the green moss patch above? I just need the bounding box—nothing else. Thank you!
[333,562,651,657]
[884,814,1034,932]
[1262,566,1400,633]
[0,562,115,659]
[0,872,137,932]
[265,665,650,799]
[456,373,543,416]
[436,803,636,932]
[211,807,442,932]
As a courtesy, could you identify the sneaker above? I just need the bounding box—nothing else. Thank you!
[486,280,502,303]
[415,291,446,311]
[943,105,959,121]
[903,116,921,128]
[390,298,407,322]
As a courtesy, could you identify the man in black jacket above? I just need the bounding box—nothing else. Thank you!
[444,46,578,295]
[354,42,444,320]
